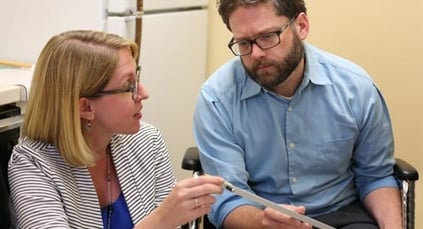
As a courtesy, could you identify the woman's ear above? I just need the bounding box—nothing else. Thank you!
[79,98,94,120]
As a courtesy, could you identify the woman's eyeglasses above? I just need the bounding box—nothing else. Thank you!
[89,65,141,101]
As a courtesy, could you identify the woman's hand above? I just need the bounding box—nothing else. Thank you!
[144,175,224,229]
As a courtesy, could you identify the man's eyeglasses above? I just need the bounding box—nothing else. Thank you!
[228,16,297,56]
[89,65,141,101]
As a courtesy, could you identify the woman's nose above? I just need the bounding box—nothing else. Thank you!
[134,83,149,101]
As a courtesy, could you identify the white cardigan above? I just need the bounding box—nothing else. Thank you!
[8,122,177,229]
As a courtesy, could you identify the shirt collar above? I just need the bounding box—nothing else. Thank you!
[303,43,332,86]
[241,75,262,100]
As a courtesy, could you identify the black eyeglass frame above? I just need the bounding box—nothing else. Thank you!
[89,65,141,101]
[227,15,298,56]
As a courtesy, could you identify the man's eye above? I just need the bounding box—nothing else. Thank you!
[259,33,275,41]
[237,41,250,47]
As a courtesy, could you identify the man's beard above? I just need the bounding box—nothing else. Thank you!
[242,31,304,91]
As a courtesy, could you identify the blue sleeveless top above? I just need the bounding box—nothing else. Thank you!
[101,192,134,229]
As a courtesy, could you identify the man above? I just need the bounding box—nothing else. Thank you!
[193,0,402,228]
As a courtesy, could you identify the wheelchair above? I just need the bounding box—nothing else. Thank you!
[181,147,419,229]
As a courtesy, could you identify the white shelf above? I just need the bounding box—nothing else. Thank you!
[0,67,33,107]
[0,86,21,106]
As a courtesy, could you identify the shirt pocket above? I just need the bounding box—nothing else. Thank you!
[315,136,355,173]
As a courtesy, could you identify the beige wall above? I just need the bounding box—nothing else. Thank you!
[206,0,423,227]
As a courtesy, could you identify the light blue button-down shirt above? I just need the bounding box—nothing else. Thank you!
[193,43,398,228]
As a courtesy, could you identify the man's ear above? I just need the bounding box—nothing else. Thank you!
[294,12,309,40]
[79,98,94,120]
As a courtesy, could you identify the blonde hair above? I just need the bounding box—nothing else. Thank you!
[22,30,138,167]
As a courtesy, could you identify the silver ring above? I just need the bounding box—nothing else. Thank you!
[194,198,199,207]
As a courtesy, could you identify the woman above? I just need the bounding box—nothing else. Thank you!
[8,30,223,229]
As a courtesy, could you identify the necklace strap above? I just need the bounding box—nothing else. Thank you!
[106,151,113,229]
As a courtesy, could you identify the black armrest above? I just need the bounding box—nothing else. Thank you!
[181,147,203,172]
[394,158,419,181]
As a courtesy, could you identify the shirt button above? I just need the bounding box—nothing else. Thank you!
[288,106,292,112]
[292,177,297,183]
[289,142,295,148]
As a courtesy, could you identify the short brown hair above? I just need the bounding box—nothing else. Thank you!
[217,0,307,30]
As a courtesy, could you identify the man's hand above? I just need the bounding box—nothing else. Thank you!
[262,205,312,229]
